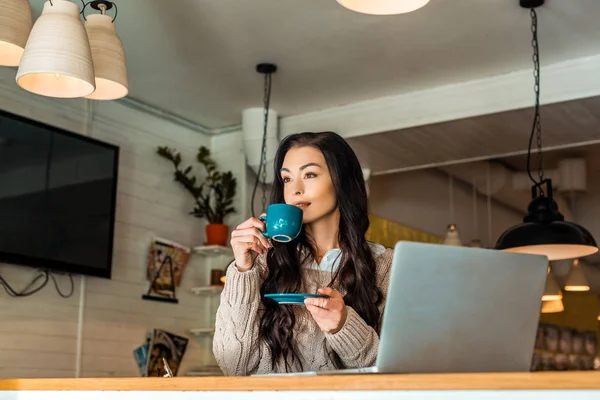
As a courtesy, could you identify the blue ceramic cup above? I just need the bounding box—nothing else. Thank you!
[259,204,303,242]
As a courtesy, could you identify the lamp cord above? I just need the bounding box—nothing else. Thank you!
[250,71,273,217]
[525,8,544,193]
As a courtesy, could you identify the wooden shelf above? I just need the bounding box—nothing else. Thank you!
[191,286,223,296]
[193,245,233,257]
[188,328,215,336]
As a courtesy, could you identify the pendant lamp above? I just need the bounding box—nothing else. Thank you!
[494,0,598,261]
[249,63,277,218]
[16,0,96,98]
[336,0,430,15]
[470,178,482,248]
[542,266,562,301]
[444,224,462,246]
[564,259,590,292]
[541,299,564,314]
[0,0,33,66]
[83,1,128,100]
[443,176,462,246]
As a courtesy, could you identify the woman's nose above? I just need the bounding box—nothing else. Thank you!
[293,180,304,195]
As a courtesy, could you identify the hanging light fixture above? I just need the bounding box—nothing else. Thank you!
[444,224,462,246]
[486,162,493,248]
[542,265,562,301]
[82,0,128,100]
[444,175,462,246]
[0,0,33,66]
[494,0,598,261]
[336,0,430,15]
[16,0,95,98]
[564,259,590,292]
[541,298,564,314]
[248,63,277,217]
[470,177,482,248]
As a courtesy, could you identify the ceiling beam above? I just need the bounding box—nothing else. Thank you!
[278,54,600,140]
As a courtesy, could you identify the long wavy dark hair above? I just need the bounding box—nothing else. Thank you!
[258,131,382,371]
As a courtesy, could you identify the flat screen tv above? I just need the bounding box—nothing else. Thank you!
[0,109,119,279]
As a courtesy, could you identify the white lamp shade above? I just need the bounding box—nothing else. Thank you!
[84,14,128,100]
[362,167,371,197]
[16,0,95,98]
[542,266,562,301]
[564,259,590,291]
[0,0,32,66]
[243,108,279,184]
[336,0,430,15]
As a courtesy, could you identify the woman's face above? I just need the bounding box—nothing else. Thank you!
[280,146,337,224]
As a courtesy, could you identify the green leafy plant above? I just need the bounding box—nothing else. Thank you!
[157,145,237,224]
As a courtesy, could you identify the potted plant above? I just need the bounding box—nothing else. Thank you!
[157,145,237,246]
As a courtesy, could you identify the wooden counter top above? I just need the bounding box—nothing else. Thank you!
[1,371,599,392]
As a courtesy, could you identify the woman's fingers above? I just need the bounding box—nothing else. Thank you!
[236,217,265,231]
[231,227,271,249]
[304,297,340,311]
[305,304,328,318]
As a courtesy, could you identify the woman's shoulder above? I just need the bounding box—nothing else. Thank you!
[367,241,394,267]
[367,241,394,257]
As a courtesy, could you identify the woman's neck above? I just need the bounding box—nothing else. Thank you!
[304,208,341,258]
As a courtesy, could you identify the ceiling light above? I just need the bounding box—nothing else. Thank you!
[542,266,562,301]
[494,1,598,261]
[16,0,96,98]
[83,1,128,100]
[541,298,564,314]
[336,0,430,15]
[0,0,32,66]
[564,259,590,292]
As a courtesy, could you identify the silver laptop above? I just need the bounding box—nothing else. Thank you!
[316,241,548,375]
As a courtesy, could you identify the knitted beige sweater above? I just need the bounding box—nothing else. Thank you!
[212,243,394,375]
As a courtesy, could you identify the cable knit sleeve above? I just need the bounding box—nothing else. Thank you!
[212,254,269,376]
[324,247,394,369]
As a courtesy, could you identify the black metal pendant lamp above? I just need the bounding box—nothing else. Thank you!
[494,0,598,261]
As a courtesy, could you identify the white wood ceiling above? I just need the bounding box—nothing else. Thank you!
[22,0,600,128]
[347,96,600,175]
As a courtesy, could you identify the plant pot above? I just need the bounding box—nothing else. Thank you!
[205,223,229,246]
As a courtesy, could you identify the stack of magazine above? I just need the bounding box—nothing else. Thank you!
[133,329,189,377]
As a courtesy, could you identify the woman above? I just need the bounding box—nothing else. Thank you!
[213,131,393,375]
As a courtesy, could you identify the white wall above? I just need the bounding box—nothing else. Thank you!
[0,68,246,378]
[368,169,523,248]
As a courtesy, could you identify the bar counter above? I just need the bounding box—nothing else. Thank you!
[1,372,599,399]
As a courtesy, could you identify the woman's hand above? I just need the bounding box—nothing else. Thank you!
[230,216,272,272]
[304,288,348,334]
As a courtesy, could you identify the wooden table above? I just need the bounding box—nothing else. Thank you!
[1,372,599,399]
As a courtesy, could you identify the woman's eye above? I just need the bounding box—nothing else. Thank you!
[305,172,317,179]
[282,177,291,183]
